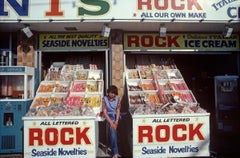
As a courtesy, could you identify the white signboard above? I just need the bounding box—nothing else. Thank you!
[132,113,210,157]
[22,116,97,158]
[0,0,239,21]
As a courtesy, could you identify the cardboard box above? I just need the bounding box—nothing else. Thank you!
[17,45,35,67]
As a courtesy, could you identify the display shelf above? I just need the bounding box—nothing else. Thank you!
[71,80,87,92]
[31,94,52,107]
[126,69,140,79]
[0,66,35,100]
[168,79,189,91]
[139,69,153,80]
[37,81,56,93]
[127,79,142,91]
[86,80,103,92]
[54,81,71,93]
[61,64,84,73]
[140,79,158,92]
[25,65,104,118]
[125,66,201,115]
[23,64,103,157]
[74,70,88,80]
[165,69,183,80]
[88,70,103,80]
[154,69,169,80]
[125,63,209,157]
[158,79,173,91]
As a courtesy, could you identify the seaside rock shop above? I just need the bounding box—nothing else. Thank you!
[0,0,240,157]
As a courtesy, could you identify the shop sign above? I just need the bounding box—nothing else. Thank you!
[0,66,25,72]
[124,33,239,51]
[39,33,109,50]
[23,117,97,158]
[0,0,239,21]
[132,114,210,157]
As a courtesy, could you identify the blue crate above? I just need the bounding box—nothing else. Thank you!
[0,100,32,153]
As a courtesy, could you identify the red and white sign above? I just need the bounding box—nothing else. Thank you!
[23,116,97,158]
[1,0,239,21]
[132,113,210,157]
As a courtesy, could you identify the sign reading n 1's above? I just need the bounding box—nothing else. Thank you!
[0,0,110,17]
[23,117,97,158]
[0,0,239,21]
[132,114,210,158]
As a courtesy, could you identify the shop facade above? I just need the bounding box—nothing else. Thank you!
[0,0,240,157]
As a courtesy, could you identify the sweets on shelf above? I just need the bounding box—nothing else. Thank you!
[126,61,207,115]
[26,64,104,117]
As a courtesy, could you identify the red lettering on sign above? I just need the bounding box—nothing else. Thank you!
[138,0,152,10]
[138,123,204,143]
[128,35,140,47]
[187,0,202,10]
[61,128,74,145]
[155,0,168,10]
[155,36,166,47]
[141,35,154,47]
[138,126,153,143]
[189,123,204,140]
[45,128,58,145]
[137,0,202,10]
[173,124,187,141]
[172,0,184,10]
[29,128,43,146]
[168,36,180,47]
[76,127,91,144]
[29,127,91,146]
[156,125,170,141]
[46,0,63,16]
[127,35,180,48]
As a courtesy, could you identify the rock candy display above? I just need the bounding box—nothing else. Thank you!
[25,64,103,117]
[126,62,207,115]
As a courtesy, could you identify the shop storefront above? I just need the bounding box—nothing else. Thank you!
[122,32,239,157]
[0,0,240,157]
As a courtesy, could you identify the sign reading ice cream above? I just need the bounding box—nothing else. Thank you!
[23,116,97,158]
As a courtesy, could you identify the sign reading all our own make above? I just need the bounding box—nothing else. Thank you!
[39,33,109,50]
[132,113,210,158]
[23,116,97,158]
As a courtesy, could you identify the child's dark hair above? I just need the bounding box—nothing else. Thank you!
[107,85,118,95]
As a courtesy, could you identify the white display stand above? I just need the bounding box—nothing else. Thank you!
[125,65,210,157]
[132,113,210,158]
[22,116,98,158]
[22,64,103,158]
